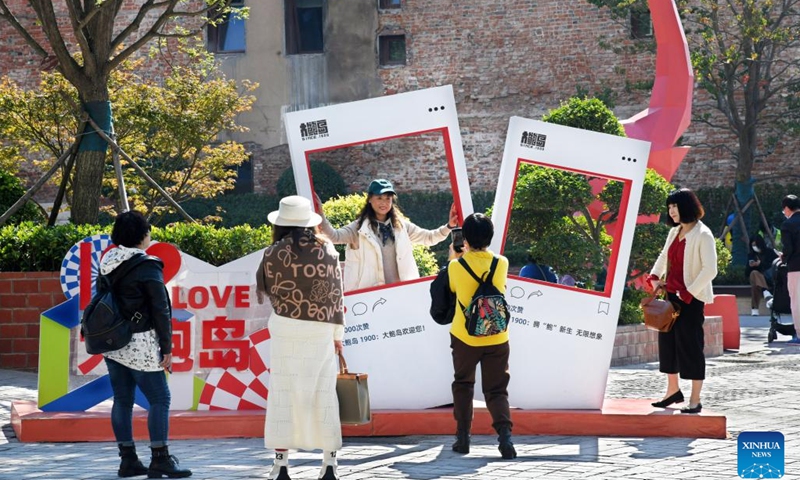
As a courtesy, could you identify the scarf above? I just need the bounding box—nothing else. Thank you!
[377,221,395,246]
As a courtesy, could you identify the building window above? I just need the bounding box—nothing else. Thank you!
[630,9,652,39]
[207,0,246,53]
[379,35,406,66]
[379,0,401,9]
[286,0,324,55]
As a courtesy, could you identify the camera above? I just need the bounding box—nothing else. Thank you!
[451,227,464,253]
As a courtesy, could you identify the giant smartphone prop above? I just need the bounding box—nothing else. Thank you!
[284,86,472,408]
[492,117,651,409]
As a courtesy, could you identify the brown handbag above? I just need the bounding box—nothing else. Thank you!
[336,352,371,425]
[640,287,681,332]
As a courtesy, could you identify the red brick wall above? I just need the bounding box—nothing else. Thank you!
[374,0,800,191]
[611,315,723,366]
[0,272,63,371]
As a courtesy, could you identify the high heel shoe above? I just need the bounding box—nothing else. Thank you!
[680,403,702,414]
[651,390,684,408]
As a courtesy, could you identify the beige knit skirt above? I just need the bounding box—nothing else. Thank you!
[264,312,342,451]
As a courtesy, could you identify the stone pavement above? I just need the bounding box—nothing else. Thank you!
[1,315,799,479]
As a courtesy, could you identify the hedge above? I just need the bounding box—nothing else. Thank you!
[0,222,272,272]
[155,193,280,228]
[693,183,799,237]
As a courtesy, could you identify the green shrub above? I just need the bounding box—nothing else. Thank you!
[277,161,347,202]
[0,222,109,271]
[400,191,495,267]
[618,288,648,325]
[412,244,440,277]
[542,97,626,137]
[153,223,272,266]
[693,183,800,237]
[0,170,45,225]
[0,222,272,271]
[155,193,280,228]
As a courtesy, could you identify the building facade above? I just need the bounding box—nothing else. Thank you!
[2,0,798,201]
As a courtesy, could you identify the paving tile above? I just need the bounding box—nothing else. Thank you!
[1,318,799,479]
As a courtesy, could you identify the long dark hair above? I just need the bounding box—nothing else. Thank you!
[272,225,324,252]
[355,194,405,230]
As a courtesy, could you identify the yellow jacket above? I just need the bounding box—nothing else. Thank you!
[448,250,509,347]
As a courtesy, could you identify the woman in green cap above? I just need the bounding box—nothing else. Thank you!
[318,178,458,291]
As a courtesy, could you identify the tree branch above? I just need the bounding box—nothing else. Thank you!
[0,0,48,57]
[107,0,182,73]
[63,0,97,75]
[110,0,168,53]
[27,0,85,86]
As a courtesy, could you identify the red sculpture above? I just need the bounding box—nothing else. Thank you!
[621,0,694,182]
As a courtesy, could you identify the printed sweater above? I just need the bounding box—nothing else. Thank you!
[257,234,345,327]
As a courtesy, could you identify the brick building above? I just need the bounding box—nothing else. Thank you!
[2,0,798,201]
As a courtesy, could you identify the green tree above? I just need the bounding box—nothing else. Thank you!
[0,41,256,223]
[0,0,247,224]
[508,97,674,285]
[586,0,800,265]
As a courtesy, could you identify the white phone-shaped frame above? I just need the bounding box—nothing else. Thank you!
[284,86,472,409]
[492,117,650,409]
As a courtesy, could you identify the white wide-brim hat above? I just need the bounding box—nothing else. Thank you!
[267,195,322,227]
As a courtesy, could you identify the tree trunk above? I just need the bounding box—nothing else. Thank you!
[731,179,755,268]
[70,149,106,224]
[70,82,113,224]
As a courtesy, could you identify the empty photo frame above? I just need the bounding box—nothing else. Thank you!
[492,117,651,409]
[283,86,472,408]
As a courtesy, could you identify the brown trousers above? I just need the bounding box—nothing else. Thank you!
[450,334,512,433]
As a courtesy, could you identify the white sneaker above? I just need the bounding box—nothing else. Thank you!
[764,290,773,300]
[766,298,774,309]
[751,308,759,316]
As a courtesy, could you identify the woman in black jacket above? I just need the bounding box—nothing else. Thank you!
[101,211,190,479]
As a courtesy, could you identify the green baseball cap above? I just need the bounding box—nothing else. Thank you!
[367,179,396,195]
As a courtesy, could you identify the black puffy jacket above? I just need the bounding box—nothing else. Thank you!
[108,255,173,355]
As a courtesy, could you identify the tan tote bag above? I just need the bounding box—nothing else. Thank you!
[336,352,371,425]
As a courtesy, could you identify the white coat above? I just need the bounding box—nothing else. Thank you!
[651,221,717,304]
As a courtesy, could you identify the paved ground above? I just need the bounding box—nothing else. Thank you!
[1,315,799,479]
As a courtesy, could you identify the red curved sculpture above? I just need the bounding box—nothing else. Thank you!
[621,0,694,182]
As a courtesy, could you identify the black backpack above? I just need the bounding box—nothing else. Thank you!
[81,254,151,355]
[457,256,510,337]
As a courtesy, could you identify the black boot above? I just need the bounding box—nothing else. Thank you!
[452,429,470,454]
[148,446,192,478]
[118,445,148,477]
[497,427,517,459]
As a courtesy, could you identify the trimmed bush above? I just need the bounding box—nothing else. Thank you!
[694,183,800,238]
[542,97,626,137]
[155,193,280,228]
[277,161,347,202]
[618,288,648,325]
[0,170,44,225]
[0,222,272,271]
[153,223,272,267]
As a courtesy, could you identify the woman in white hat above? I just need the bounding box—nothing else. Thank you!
[255,195,345,480]
[317,178,459,291]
